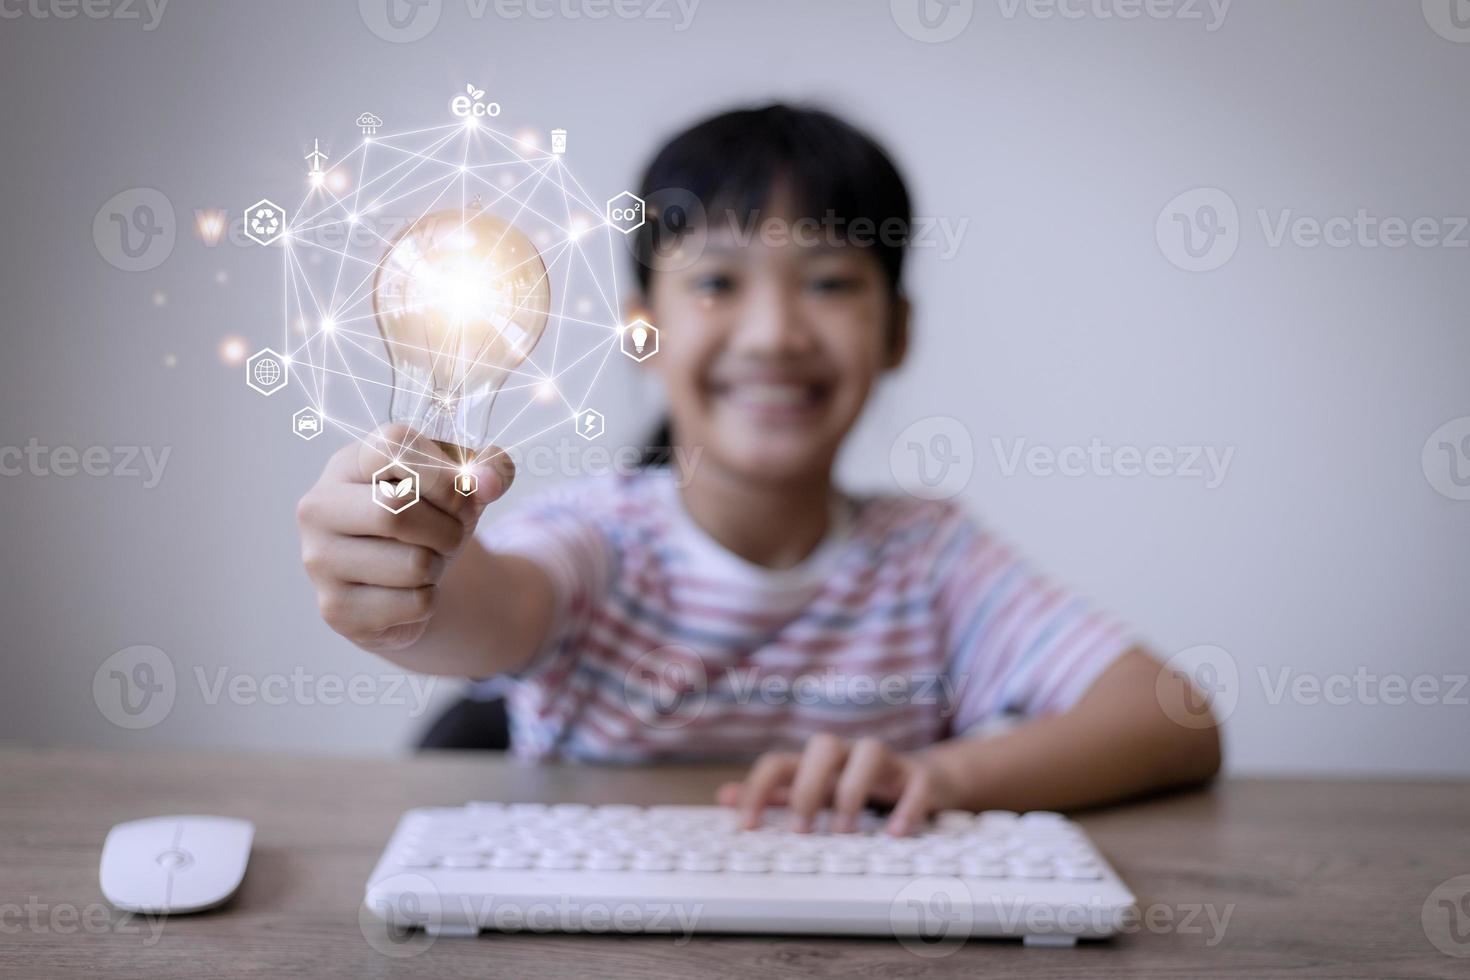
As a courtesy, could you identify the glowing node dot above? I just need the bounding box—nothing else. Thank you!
[152,291,167,307]
[214,269,229,285]
[219,335,247,366]
[321,318,336,333]
[163,353,177,368]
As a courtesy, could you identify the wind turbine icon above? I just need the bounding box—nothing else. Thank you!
[305,139,328,174]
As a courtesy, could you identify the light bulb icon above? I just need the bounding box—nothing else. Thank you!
[372,204,550,464]
[620,318,658,363]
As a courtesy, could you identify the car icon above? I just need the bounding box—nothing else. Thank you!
[296,416,318,432]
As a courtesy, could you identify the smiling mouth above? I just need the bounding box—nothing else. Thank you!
[709,379,832,422]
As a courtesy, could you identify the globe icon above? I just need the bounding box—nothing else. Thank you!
[253,358,282,387]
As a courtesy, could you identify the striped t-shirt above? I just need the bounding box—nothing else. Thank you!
[478,470,1133,762]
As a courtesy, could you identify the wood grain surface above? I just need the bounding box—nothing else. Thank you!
[3,746,1468,979]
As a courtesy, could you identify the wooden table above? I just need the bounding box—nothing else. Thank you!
[3,746,1468,978]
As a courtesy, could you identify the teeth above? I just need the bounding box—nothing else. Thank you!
[729,383,812,407]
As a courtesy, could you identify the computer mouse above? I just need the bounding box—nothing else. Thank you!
[100,815,253,914]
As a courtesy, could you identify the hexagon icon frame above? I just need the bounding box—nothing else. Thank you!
[372,462,421,515]
[576,409,605,441]
[292,407,323,440]
[620,319,658,363]
[245,348,289,396]
[244,199,286,245]
[605,192,645,235]
[454,471,478,497]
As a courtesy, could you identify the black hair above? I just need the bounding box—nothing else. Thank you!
[632,103,913,467]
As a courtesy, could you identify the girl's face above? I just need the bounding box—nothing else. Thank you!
[641,200,907,487]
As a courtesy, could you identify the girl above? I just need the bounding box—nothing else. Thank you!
[297,104,1220,836]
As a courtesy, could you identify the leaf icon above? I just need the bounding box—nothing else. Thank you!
[472,88,485,100]
[377,480,396,498]
[394,478,415,498]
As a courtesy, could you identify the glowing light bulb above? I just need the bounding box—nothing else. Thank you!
[632,324,649,354]
[372,205,551,464]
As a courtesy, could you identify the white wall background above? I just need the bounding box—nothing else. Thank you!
[1,0,1466,773]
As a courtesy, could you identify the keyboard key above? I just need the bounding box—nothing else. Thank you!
[584,850,627,871]
[961,858,1009,878]
[490,850,534,870]
[773,853,819,874]
[820,854,866,875]
[867,855,914,876]
[441,854,483,869]
[678,851,724,872]
[728,853,771,873]
[632,851,676,872]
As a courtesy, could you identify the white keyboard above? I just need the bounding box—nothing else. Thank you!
[364,803,1136,946]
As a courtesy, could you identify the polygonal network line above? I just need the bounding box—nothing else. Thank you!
[273,117,629,474]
